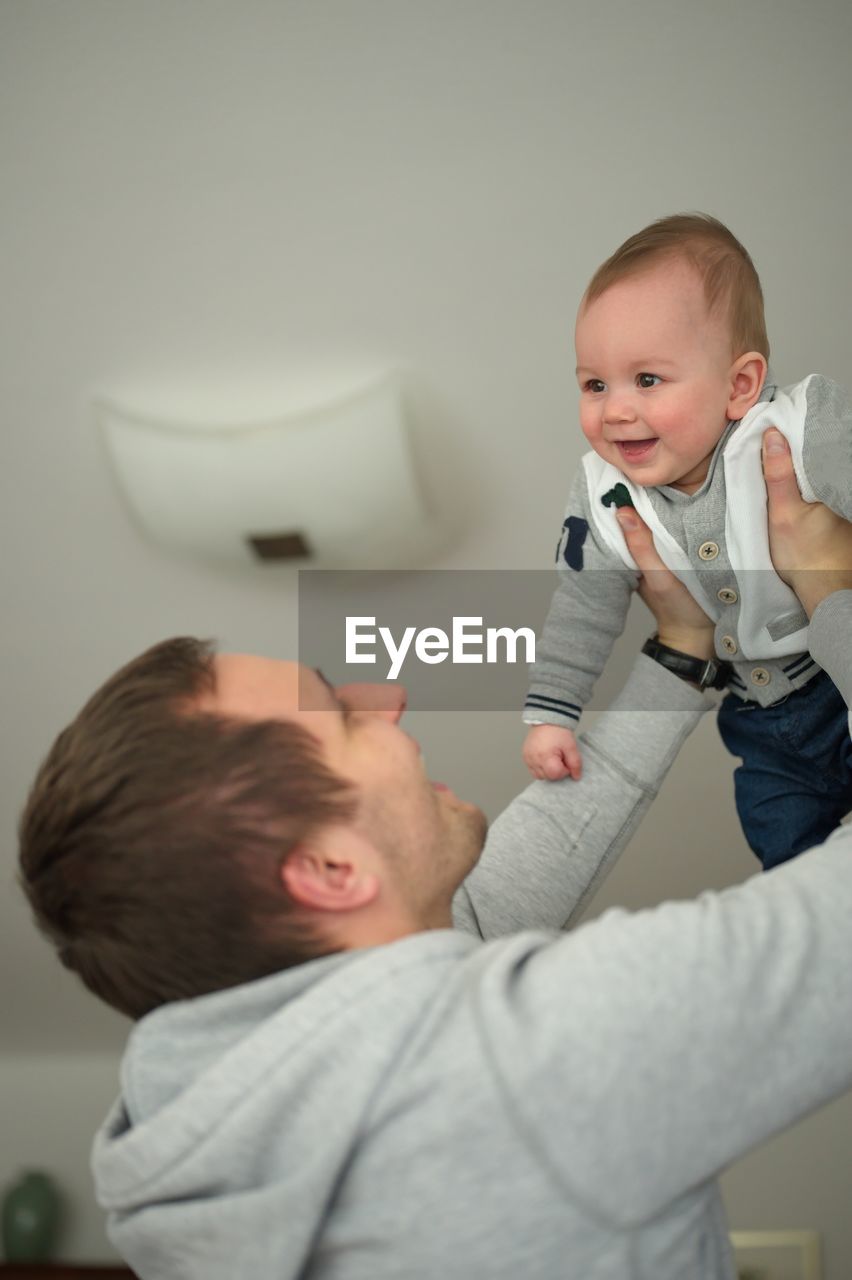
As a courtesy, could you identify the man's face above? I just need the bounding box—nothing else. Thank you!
[574,258,736,493]
[205,656,487,926]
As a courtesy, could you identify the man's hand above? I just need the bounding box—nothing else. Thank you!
[614,507,715,659]
[523,723,582,781]
[763,427,852,616]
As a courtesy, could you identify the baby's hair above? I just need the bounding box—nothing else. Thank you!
[583,212,769,360]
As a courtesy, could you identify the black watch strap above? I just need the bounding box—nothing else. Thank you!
[641,635,732,691]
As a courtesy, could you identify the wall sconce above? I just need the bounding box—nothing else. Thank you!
[96,372,437,570]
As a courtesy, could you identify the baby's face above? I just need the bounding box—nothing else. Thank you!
[574,258,736,492]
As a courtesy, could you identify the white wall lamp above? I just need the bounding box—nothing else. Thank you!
[96,372,437,570]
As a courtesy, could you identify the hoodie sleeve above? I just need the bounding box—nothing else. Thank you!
[800,375,852,520]
[469,591,852,1226]
[452,654,712,938]
[472,820,852,1229]
[807,589,852,705]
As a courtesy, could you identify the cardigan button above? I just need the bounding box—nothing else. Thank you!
[698,541,720,561]
[751,667,771,686]
[721,635,738,655]
[717,587,738,604]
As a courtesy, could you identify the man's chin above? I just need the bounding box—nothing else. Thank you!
[432,783,488,862]
[465,805,489,854]
[445,789,486,829]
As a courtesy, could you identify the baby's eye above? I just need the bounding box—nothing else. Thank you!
[637,373,662,389]
[583,379,606,394]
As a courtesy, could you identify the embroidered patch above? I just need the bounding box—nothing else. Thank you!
[601,482,635,509]
[557,515,588,570]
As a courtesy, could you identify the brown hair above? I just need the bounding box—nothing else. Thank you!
[18,637,356,1020]
[582,212,770,360]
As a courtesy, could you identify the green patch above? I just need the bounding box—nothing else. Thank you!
[601,482,635,509]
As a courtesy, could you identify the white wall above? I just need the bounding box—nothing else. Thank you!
[2,0,852,1275]
[0,1053,123,1262]
[723,1095,852,1279]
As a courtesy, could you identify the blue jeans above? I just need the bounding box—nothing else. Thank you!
[717,671,852,870]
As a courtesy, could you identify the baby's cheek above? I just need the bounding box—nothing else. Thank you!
[578,405,599,444]
[655,414,690,451]
[580,424,608,456]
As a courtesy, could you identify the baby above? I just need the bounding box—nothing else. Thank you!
[523,213,852,869]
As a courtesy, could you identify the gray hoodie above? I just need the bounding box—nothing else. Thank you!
[92,594,852,1279]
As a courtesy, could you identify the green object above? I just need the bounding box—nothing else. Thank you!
[1,1170,62,1262]
[601,482,635,509]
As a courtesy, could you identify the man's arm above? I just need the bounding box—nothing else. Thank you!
[470,437,852,1221]
[453,658,710,937]
[474,656,852,1224]
[764,424,852,617]
[800,373,852,520]
[809,589,852,702]
[454,507,717,938]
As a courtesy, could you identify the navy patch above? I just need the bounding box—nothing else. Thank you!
[557,515,588,570]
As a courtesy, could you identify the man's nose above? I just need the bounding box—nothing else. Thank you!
[336,682,407,721]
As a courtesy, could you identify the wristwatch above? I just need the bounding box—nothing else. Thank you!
[641,635,732,691]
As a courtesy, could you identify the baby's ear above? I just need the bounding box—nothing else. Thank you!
[727,352,768,420]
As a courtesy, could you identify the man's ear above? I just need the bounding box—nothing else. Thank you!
[280,843,380,914]
[727,351,768,420]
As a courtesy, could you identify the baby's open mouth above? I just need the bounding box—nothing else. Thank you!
[616,438,658,462]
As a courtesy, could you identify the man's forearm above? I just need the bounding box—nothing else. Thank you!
[453,656,712,938]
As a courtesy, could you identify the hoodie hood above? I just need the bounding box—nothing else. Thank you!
[92,930,476,1280]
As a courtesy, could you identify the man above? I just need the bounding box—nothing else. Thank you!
[18,434,852,1279]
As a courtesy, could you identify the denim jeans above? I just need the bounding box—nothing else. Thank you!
[717,670,852,870]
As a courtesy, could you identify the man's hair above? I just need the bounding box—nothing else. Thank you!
[18,637,356,1020]
[582,212,770,360]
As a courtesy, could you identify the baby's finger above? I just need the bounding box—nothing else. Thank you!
[543,754,571,781]
[524,751,546,781]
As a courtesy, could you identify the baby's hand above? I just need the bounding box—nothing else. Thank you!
[523,724,582,781]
